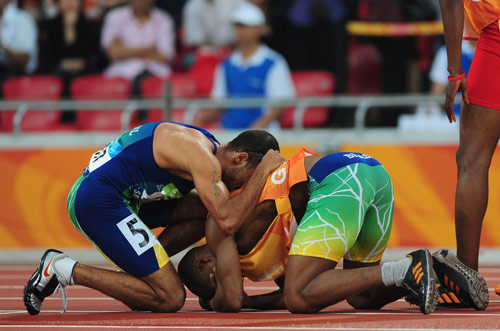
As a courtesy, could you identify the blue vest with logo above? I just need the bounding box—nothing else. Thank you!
[221,57,275,129]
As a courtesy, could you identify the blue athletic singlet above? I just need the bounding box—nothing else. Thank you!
[83,121,218,213]
[67,122,219,277]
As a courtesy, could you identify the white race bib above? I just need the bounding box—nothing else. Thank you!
[88,144,112,173]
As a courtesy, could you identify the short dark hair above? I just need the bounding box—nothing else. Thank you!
[178,246,215,300]
[226,130,280,167]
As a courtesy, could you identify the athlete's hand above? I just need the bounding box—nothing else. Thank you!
[199,297,213,311]
[257,149,286,174]
[445,76,469,123]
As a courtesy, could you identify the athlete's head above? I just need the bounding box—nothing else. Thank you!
[178,245,217,300]
[219,130,279,191]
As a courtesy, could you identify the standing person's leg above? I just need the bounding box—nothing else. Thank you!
[455,103,500,270]
[454,21,500,270]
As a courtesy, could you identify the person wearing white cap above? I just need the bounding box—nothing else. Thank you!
[194,1,296,129]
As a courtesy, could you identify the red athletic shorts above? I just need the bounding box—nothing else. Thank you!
[467,20,500,111]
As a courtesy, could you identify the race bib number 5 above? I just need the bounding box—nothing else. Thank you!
[117,214,156,256]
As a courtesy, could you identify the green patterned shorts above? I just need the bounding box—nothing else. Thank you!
[290,161,394,263]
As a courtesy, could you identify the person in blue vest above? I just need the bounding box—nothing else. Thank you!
[194,1,296,129]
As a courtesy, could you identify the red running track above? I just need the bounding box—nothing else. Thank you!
[1,265,499,330]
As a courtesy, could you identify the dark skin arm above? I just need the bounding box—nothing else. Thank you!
[206,215,243,312]
[161,191,207,256]
[201,158,313,311]
[438,0,469,122]
[208,179,311,311]
[204,199,282,312]
[243,289,285,310]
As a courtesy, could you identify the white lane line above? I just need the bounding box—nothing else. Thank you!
[0,326,499,331]
[5,297,487,303]
[0,297,200,301]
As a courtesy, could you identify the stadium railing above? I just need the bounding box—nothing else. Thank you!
[0,81,460,135]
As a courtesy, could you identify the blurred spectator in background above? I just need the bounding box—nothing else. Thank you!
[101,0,175,97]
[0,0,38,83]
[398,39,476,131]
[182,0,243,50]
[39,0,101,94]
[194,1,295,130]
[285,0,348,92]
[155,0,188,29]
[357,0,438,127]
[180,0,242,89]
[38,0,101,122]
[18,0,43,21]
[96,0,127,16]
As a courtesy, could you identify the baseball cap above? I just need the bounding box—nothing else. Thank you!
[231,1,265,26]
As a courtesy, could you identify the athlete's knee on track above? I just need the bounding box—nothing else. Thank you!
[152,283,186,312]
[346,294,384,310]
[284,288,320,314]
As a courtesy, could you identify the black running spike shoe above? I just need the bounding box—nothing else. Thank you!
[398,249,439,314]
[432,248,489,311]
[406,285,471,308]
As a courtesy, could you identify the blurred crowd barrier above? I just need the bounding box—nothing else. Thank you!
[1,143,499,249]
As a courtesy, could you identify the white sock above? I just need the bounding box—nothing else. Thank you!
[52,256,77,286]
[381,257,411,287]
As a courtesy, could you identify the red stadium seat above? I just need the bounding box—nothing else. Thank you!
[71,75,131,131]
[280,71,336,128]
[0,75,67,132]
[139,73,198,125]
[188,47,231,97]
[140,73,220,129]
[348,42,381,94]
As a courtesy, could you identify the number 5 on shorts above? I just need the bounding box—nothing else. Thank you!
[117,214,155,256]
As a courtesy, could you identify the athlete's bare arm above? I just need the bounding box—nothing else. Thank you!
[439,0,469,122]
[205,215,243,312]
[153,123,284,235]
[243,289,285,310]
[205,154,323,311]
